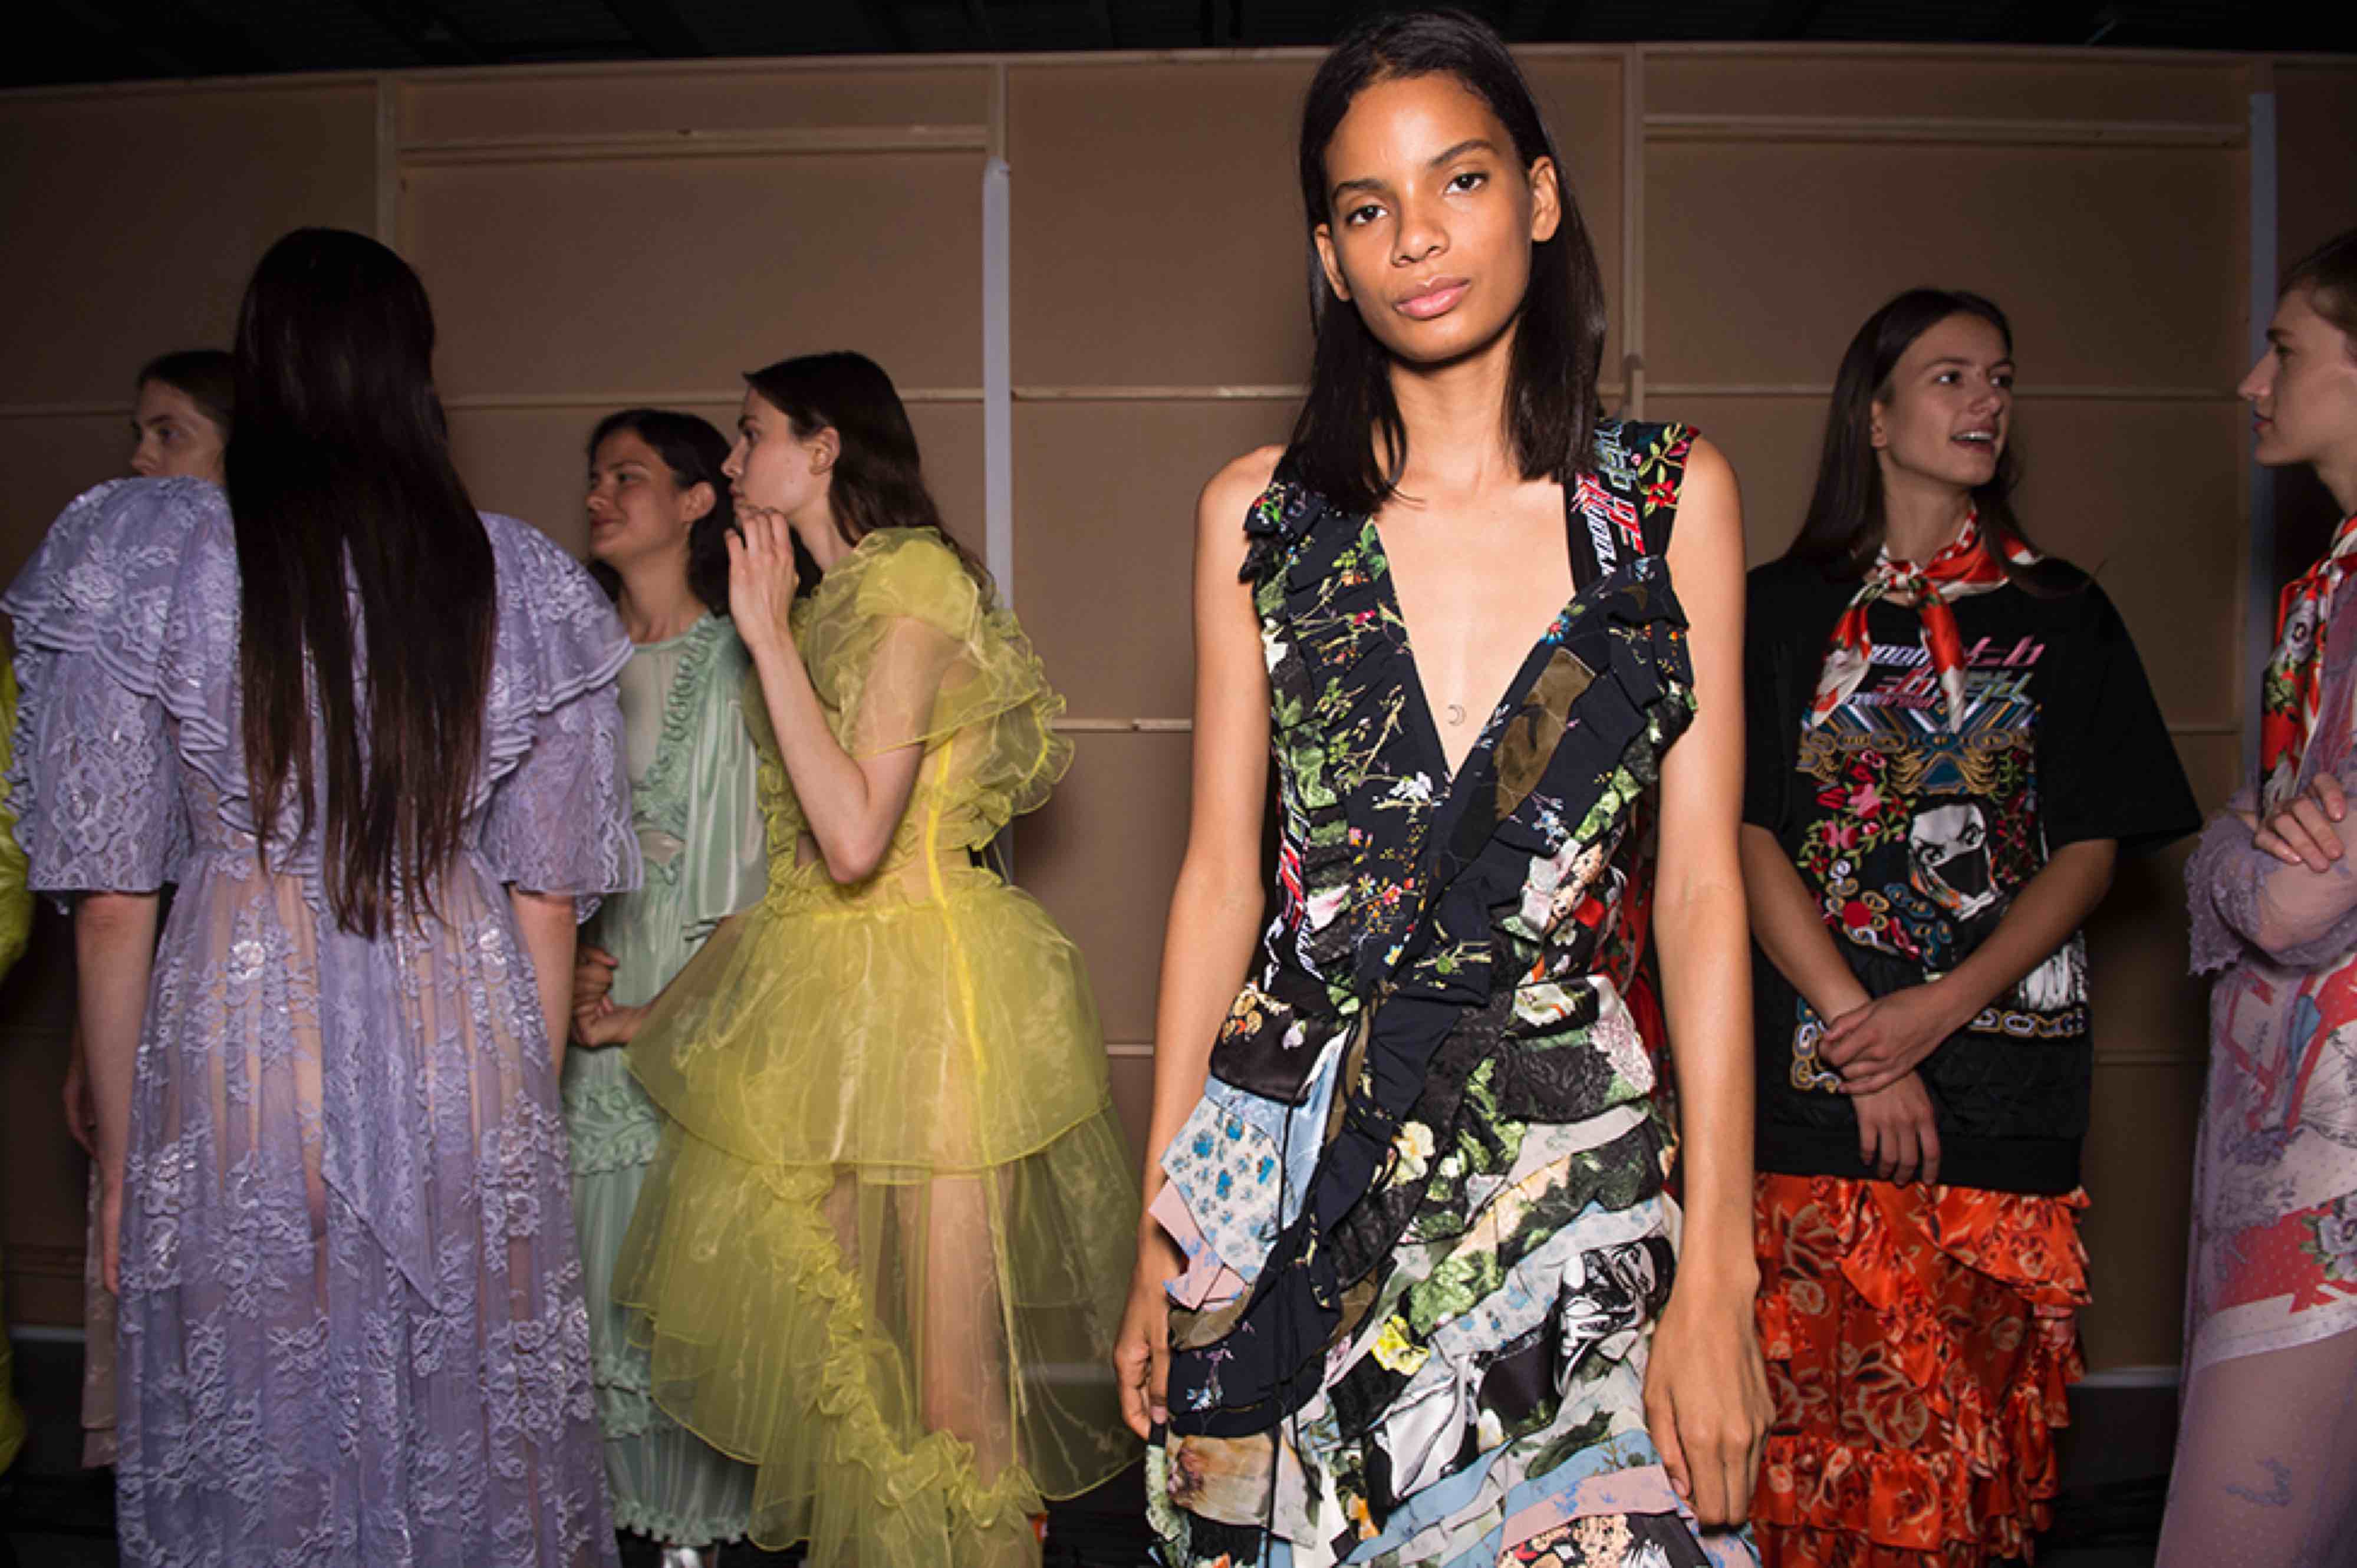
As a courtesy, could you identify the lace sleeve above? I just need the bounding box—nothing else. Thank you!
[2188,774,2357,974]
[10,643,187,904]
[480,677,638,922]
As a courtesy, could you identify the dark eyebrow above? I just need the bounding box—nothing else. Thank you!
[1925,355,2016,371]
[2268,327,2292,345]
[1329,137,1503,205]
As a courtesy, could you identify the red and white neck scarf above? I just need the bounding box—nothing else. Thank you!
[2261,513,2357,811]
[1809,511,2037,733]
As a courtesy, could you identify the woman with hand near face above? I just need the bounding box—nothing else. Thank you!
[2165,228,2357,1567]
[1739,290,2195,1567]
[1114,13,1767,1565]
[612,353,1138,1567]
[564,410,763,1566]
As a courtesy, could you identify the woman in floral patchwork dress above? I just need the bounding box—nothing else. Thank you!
[1112,12,1769,1566]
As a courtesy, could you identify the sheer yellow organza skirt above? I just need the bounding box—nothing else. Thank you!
[616,864,1141,1564]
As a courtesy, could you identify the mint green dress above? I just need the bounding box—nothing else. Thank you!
[564,613,767,1545]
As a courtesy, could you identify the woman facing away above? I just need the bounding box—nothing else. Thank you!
[564,409,765,1564]
[4,227,638,1567]
[1739,289,2197,1567]
[613,351,1139,1567]
[1112,12,1770,1566]
[2167,226,2357,1568]
[66,344,236,1473]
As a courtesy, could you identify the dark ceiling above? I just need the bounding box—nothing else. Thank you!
[20,0,2357,90]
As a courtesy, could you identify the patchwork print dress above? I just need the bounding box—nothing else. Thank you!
[1145,421,1753,1568]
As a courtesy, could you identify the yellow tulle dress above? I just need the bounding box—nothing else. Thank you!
[617,528,1141,1566]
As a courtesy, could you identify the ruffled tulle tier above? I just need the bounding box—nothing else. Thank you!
[1752,1174,2088,1567]
[617,877,1141,1563]
[630,871,1115,1175]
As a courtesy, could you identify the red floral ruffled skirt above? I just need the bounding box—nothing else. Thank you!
[1750,1174,2089,1568]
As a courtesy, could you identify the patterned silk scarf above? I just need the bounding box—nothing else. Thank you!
[1809,510,2037,733]
[2261,512,2357,810]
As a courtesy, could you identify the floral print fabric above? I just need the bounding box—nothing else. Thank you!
[1147,423,1751,1568]
[1751,1175,2087,1568]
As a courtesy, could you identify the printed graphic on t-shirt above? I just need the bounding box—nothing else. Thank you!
[1788,634,2088,1090]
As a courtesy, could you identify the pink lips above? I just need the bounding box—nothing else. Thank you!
[1396,277,1470,320]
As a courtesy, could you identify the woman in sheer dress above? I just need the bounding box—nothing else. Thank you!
[4,227,637,1567]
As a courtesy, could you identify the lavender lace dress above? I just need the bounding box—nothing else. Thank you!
[2,477,640,1568]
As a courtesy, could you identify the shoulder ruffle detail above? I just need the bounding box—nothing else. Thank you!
[1,479,233,870]
[1237,469,1334,587]
[802,529,1071,839]
[480,512,633,798]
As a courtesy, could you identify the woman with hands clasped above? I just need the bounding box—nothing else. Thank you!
[1739,289,2197,1567]
[1115,13,1768,1564]
[611,353,1137,1568]
[562,409,764,1566]
[2164,226,2357,1568]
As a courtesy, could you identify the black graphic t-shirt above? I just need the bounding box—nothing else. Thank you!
[1743,555,2200,1194]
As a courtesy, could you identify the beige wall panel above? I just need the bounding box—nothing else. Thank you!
[2172,731,2242,816]
[0,84,376,407]
[1108,1054,1155,1178]
[0,413,143,585]
[2086,839,2205,1066]
[403,64,993,143]
[1019,732,1195,1049]
[2008,400,2246,730]
[2277,64,2357,271]
[2079,1060,2204,1369]
[405,153,985,399]
[1008,57,1624,389]
[446,400,985,561]
[1645,142,2241,390]
[1647,52,2247,126]
[1642,393,1822,565]
[1014,398,1296,718]
[1651,393,2243,729]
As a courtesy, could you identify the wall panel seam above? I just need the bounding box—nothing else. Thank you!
[400,126,989,164]
[1647,114,2244,148]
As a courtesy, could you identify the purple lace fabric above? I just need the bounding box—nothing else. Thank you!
[3,477,639,1567]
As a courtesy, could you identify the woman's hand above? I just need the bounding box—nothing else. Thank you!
[1854,1070,1941,1184]
[1821,984,1969,1096]
[571,946,618,1014]
[2249,774,2348,872]
[726,507,801,657]
[571,997,650,1048]
[1643,1263,1770,1528]
[62,1028,96,1157]
[1114,1227,1183,1439]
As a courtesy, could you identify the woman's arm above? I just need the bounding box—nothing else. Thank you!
[1821,838,2115,1096]
[729,510,931,885]
[1738,824,1872,1022]
[510,888,578,1076]
[2193,773,2357,969]
[573,911,749,1046]
[75,890,159,1293]
[1113,447,1279,1439]
[1644,438,1772,1528]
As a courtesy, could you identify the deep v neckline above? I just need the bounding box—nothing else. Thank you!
[1368,485,1599,785]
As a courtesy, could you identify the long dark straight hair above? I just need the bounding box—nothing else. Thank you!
[584,407,736,615]
[1783,287,2079,595]
[1288,8,1609,515]
[741,351,990,594]
[229,228,495,937]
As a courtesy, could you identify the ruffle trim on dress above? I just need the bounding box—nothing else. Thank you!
[1754,1180,2087,1564]
[617,1126,1128,1561]
[609,1497,752,1549]
[631,614,731,846]
[564,1075,666,1175]
[0,479,631,869]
